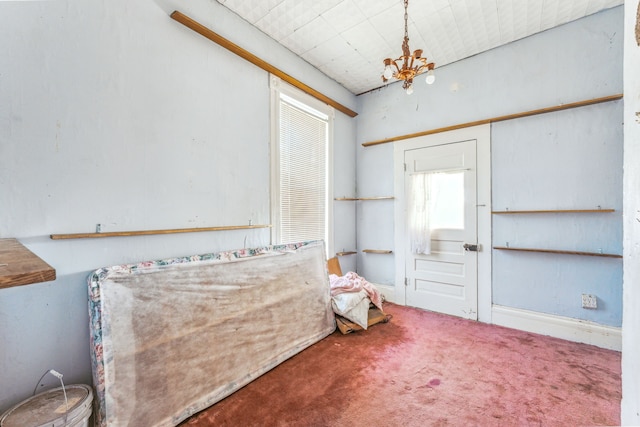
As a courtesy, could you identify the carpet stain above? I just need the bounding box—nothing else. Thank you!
[428,378,441,387]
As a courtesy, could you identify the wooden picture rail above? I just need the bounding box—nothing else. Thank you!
[362,94,623,147]
[50,224,272,240]
[334,196,395,201]
[493,246,622,258]
[492,209,615,214]
[170,10,358,118]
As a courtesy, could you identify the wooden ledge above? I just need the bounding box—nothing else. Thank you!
[363,94,622,147]
[50,224,272,240]
[493,246,622,258]
[0,239,56,289]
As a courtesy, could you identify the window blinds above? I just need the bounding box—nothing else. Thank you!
[278,95,328,244]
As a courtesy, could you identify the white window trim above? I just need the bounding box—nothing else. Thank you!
[269,75,335,255]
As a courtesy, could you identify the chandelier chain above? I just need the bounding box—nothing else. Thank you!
[404,0,409,40]
[381,0,436,93]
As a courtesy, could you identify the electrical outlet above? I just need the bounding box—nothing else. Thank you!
[581,294,597,309]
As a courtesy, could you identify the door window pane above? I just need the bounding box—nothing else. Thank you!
[430,172,464,230]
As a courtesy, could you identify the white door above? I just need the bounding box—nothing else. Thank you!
[404,139,478,319]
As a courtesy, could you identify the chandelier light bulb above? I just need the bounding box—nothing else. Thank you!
[425,69,436,84]
[406,84,414,95]
[383,65,393,80]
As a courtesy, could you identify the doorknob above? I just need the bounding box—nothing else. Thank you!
[463,243,479,252]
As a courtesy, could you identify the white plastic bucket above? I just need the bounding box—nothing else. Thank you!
[0,384,93,427]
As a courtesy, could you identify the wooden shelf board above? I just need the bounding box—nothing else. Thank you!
[492,209,615,214]
[0,239,56,289]
[335,251,357,256]
[334,196,394,201]
[363,94,622,147]
[362,249,393,254]
[50,224,272,240]
[493,246,622,258]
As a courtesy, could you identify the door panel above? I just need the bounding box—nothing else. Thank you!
[404,139,478,319]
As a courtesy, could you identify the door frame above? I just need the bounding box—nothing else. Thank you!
[393,124,492,323]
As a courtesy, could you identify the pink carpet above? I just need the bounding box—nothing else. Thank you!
[181,303,621,426]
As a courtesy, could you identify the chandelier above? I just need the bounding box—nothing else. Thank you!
[382,0,435,94]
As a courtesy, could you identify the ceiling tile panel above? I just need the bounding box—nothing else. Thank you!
[434,6,466,64]
[434,4,468,59]
[319,51,374,93]
[301,35,357,67]
[409,0,451,18]
[540,0,560,29]
[368,2,406,50]
[254,1,321,41]
[496,0,516,43]
[525,0,545,36]
[480,0,501,48]
[307,0,344,17]
[570,1,590,17]
[352,0,402,19]
[449,0,481,55]
[416,11,457,67]
[215,0,623,94]
[280,16,338,56]
[217,0,283,24]
[586,0,608,15]
[410,27,444,66]
[341,20,394,61]
[321,1,368,34]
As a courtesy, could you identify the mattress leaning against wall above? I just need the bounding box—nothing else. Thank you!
[87,240,335,427]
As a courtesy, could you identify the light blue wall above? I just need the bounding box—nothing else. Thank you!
[355,7,623,324]
[622,0,640,423]
[492,102,623,326]
[0,0,356,413]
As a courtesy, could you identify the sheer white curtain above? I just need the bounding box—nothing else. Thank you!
[409,172,433,255]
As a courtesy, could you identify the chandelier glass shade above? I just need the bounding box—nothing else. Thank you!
[382,0,435,94]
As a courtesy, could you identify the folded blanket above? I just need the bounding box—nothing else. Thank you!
[329,271,383,311]
[331,291,370,329]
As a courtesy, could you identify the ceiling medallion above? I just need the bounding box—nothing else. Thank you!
[382,0,435,94]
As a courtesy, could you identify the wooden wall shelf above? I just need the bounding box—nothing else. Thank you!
[335,251,357,256]
[50,224,272,240]
[0,239,56,289]
[493,246,622,258]
[492,209,614,214]
[334,196,394,201]
[362,249,393,254]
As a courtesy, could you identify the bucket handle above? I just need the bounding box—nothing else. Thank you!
[33,369,69,424]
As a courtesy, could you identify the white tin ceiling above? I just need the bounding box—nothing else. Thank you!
[216,0,622,95]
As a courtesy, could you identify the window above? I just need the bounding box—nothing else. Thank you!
[270,76,333,252]
[429,172,464,230]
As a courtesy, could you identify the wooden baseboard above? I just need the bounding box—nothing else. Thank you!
[372,283,397,304]
[492,305,621,351]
